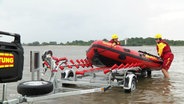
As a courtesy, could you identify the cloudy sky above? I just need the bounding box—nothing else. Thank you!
[0,0,184,43]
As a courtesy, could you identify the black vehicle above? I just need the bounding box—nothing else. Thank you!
[0,31,24,83]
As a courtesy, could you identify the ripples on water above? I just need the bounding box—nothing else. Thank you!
[0,46,184,104]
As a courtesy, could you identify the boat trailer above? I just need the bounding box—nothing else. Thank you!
[0,50,149,104]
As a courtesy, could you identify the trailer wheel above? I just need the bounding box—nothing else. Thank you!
[17,80,53,96]
[147,70,152,77]
[124,77,136,93]
[61,70,74,79]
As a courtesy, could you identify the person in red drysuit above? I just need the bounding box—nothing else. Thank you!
[155,34,174,78]
[109,34,121,45]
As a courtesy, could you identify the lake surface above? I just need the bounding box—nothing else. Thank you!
[0,46,184,104]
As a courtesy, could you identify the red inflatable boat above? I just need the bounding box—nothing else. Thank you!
[86,40,163,70]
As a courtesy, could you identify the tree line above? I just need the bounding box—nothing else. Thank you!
[23,37,184,46]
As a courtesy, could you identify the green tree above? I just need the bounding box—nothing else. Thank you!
[49,41,57,45]
[41,42,49,45]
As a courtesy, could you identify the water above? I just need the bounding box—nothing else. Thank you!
[0,46,184,104]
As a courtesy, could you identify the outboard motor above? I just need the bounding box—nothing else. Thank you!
[0,31,24,83]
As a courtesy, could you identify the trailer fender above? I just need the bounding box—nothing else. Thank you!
[124,73,136,92]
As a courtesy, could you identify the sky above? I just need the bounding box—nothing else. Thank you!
[0,0,184,43]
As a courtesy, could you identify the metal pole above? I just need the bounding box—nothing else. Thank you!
[34,52,40,80]
[30,51,40,81]
[2,83,7,102]
[30,51,35,80]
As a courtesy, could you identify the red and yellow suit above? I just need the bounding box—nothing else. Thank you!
[156,40,174,70]
[109,39,121,45]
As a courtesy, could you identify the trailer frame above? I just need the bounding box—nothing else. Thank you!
[0,51,142,104]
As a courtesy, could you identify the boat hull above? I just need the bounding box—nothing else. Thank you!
[86,40,163,70]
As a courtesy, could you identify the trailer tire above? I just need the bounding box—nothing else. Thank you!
[147,70,152,77]
[17,80,53,96]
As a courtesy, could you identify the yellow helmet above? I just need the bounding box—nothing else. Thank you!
[154,34,162,39]
[112,34,118,39]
